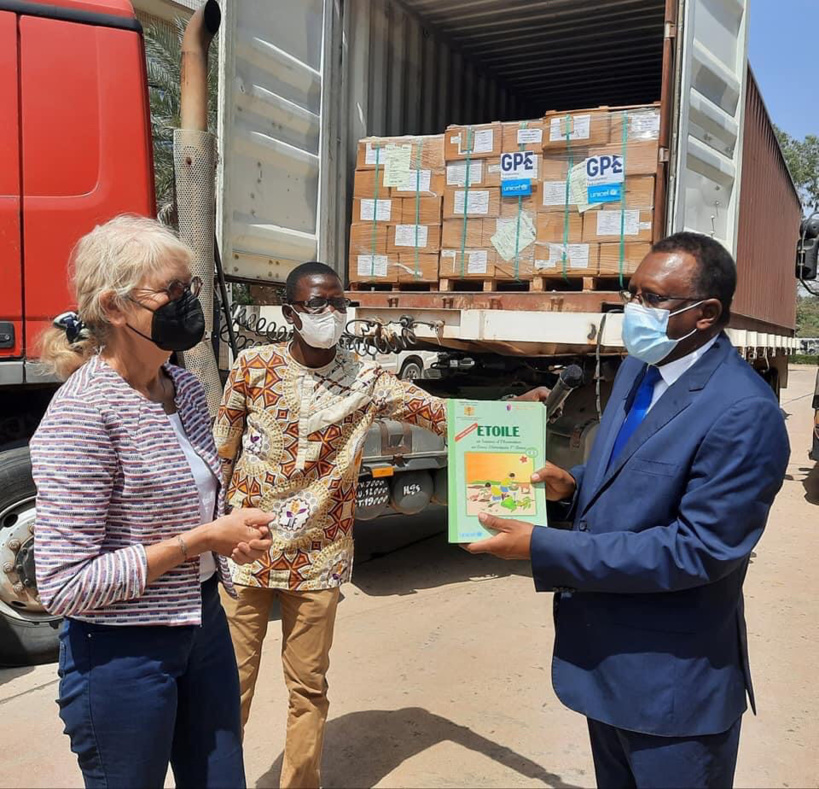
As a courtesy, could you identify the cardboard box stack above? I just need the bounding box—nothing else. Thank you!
[348,103,661,288]
[536,104,660,278]
[349,135,444,285]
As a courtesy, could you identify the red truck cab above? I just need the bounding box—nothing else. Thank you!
[0,0,154,376]
[0,0,153,665]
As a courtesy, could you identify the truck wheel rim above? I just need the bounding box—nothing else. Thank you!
[0,497,57,621]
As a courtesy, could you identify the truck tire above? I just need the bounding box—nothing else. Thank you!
[0,447,61,667]
[399,357,424,381]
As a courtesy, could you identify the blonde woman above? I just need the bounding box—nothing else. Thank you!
[30,215,272,789]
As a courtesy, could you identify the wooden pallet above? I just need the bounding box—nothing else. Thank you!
[348,281,438,292]
[532,275,630,293]
[439,277,534,293]
[438,275,630,293]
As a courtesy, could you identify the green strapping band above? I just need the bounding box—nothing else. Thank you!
[618,111,628,288]
[512,120,529,280]
[414,138,422,280]
[562,114,573,282]
[369,145,381,277]
[459,126,474,277]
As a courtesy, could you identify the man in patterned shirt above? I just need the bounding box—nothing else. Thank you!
[214,262,447,788]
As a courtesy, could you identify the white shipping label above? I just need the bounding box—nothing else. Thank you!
[394,224,429,248]
[500,151,539,180]
[629,111,661,140]
[441,249,488,274]
[453,190,490,215]
[459,128,494,155]
[357,255,388,278]
[639,221,653,231]
[382,144,413,187]
[491,214,536,262]
[538,243,591,270]
[517,128,543,144]
[393,169,432,193]
[359,199,391,222]
[597,210,640,237]
[364,142,381,166]
[447,161,483,186]
[543,180,574,207]
[550,114,591,142]
[467,250,489,274]
[488,164,501,173]
[568,161,592,213]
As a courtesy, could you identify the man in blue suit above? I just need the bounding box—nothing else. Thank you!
[469,233,790,788]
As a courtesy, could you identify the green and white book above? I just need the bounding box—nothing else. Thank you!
[446,399,548,543]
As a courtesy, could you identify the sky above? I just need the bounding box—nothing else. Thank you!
[748,0,817,139]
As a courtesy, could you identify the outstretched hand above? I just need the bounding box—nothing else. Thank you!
[464,513,534,560]
[513,386,551,404]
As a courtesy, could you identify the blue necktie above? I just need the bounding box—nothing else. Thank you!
[609,366,662,467]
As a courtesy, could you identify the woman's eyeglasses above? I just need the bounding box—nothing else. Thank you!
[136,277,203,302]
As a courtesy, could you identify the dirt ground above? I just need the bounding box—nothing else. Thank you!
[1,366,817,789]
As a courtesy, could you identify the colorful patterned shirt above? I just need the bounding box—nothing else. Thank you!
[30,355,234,626]
[213,343,447,591]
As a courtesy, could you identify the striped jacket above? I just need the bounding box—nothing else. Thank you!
[30,355,234,626]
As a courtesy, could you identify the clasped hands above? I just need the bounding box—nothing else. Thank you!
[205,508,275,565]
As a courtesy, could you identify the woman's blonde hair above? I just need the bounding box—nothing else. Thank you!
[39,214,195,380]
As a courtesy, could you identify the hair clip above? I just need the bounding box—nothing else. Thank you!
[53,311,90,345]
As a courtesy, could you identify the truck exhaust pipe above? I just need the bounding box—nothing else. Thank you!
[174,0,223,416]
[180,0,221,132]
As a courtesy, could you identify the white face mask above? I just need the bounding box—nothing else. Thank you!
[622,301,704,365]
[295,309,346,349]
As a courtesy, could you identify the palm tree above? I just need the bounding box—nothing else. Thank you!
[143,18,218,223]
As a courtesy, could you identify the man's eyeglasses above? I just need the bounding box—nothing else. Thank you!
[288,297,352,314]
[135,277,202,302]
[620,289,700,309]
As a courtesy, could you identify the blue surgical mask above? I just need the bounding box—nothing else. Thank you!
[622,301,703,366]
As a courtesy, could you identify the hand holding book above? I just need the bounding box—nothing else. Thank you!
[463,513,535,560]
[531,463,577,502]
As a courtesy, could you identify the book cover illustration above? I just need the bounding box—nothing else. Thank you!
[447,399,548,543]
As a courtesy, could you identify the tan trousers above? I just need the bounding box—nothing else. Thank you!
[220,584,340,789]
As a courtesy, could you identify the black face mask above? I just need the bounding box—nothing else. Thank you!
[127,289,205,352]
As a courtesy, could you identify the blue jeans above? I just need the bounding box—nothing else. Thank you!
[57,577,245,789]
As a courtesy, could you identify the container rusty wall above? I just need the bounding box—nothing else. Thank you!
[733,69,800,333]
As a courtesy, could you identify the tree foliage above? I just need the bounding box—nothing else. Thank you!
[143,18,218,221]
[775,126,819,210]
[797,295,819,337]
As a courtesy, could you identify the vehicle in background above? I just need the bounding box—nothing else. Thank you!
[375,350,441,381]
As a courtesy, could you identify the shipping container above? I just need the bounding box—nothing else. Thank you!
[734,69,801,332]
[217,0,799,342]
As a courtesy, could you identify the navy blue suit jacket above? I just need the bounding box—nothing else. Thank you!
[531,333,789,737]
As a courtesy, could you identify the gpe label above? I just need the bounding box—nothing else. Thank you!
[585,154,624,184]
[500,151,538,180]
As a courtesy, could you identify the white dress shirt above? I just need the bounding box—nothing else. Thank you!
[648,335,719,412]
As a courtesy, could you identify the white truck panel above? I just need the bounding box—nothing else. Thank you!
[671,0,749,254]
[217,0,327,282]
